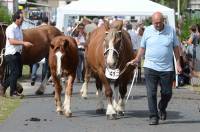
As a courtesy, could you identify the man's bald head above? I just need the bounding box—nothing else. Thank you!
[152,12,164,31]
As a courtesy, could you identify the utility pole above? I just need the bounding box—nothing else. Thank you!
[13,0,18,12]
[177,0,180,19]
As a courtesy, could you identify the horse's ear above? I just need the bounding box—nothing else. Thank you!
[63,39,69,49]
[110,20,123,30]
[103,20,110,31]
[50,39,56,49]
[50,43,54,49]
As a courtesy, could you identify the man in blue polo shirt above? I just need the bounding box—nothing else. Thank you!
[128,11,182,125]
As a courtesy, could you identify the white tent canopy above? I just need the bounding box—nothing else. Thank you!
[56,0,175,31]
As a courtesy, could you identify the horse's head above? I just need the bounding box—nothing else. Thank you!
[103,20,123,69]
[50,36,70,76]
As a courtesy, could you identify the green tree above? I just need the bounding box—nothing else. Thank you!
[0,3,11,24]
[151,0,189,14]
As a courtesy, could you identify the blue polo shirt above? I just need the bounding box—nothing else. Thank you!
[141,25,179,71]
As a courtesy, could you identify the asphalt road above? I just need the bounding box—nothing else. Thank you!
[0,79,200,132]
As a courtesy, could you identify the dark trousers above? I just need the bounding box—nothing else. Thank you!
[144,68,174,118]
[3,52,22,94]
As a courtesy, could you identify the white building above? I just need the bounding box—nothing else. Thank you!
[189,0,200,10]
[0,0,76,14]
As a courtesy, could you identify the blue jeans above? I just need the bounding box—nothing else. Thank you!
[31,58,50,82]
[144,68,174,118]
[31,63,39,81]
[76,50,84,81]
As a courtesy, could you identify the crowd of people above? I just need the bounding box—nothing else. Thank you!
[0,10,200,126]
[178,24,200,86]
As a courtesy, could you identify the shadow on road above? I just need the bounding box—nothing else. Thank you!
[123,110,183,120]
[162,120,200,124]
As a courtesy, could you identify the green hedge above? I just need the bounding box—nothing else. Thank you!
[180,13,200,41]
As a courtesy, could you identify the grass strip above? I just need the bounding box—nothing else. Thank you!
[0,97,21,123]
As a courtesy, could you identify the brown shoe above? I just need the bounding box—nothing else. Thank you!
[0,84,6,97]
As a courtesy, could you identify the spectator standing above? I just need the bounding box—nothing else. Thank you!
[74,23,86,83]
[127,22,145,82]
[182,24,199,70]
[31,16,49,86]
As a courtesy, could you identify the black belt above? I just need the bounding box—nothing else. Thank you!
[6,52,21,56]
[78,48,85,51]
[14,52,21,56]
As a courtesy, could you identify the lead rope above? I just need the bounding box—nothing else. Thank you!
[0,48,5,66]
[0,24,6,66]
[173,52,178,88]
[125,65,138,103]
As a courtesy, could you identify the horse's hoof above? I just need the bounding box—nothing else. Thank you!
[82,96,87,99]
[35,90,44,95]
[106,114,117,120]
[64,112,72,118]
[96,109,105,114]
[117,111,125,116]
[57,110,63,115]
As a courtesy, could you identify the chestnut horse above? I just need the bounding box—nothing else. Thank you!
[49,36,78,117]
[81,20,135,120]
[0,24,63,94]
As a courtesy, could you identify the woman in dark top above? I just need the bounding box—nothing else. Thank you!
[182,24,199,69]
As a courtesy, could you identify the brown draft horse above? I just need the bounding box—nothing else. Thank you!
[81,20,135,120]
[49,36,78,117]
[0,24,63,94]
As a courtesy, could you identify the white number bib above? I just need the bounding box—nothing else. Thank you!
[105,68,120,79]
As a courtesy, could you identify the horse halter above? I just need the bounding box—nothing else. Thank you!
[103,30,125,79]
[103,30,123,67]
[104,48,119,58]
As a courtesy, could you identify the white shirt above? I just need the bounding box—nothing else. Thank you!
[128,30,140,50]
[5,22,23,55]
[40,23,48,26]
[75,34,85,49]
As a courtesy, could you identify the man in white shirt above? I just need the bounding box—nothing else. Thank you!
[0,10,32,97]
